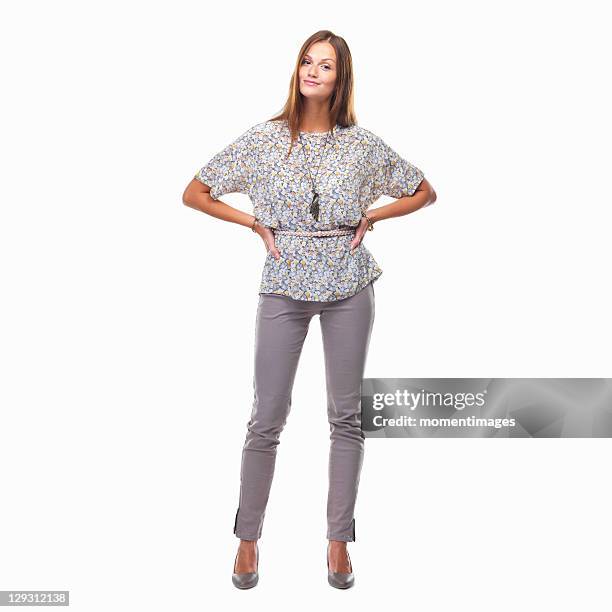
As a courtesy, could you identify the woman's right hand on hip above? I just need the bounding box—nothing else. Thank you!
[255,224,281,260]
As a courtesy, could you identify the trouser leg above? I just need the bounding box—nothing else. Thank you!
[320,282,375,542]
[234,294,315,540]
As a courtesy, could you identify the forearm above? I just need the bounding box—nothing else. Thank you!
[367,188,435,224]
[183,191,255,229]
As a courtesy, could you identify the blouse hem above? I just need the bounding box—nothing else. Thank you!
[258,270,382,303]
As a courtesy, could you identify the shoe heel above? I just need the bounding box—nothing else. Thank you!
[327,546,355,589]
[232,542,259,590]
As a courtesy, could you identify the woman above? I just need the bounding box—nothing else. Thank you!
[182,30,436,590]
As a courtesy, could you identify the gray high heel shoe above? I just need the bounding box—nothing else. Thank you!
[327,546,355,589]
[232,542,259,590]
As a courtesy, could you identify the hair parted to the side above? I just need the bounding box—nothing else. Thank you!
[269,30,357,156]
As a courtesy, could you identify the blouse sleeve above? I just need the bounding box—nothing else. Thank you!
[372,136,425,199]
[194,125,259,199]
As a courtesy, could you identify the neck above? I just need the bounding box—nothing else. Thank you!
[300,99,333,132]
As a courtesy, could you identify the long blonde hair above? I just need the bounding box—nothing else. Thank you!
[269,30,357,156]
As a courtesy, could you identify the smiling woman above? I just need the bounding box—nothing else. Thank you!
[299,52,337,100]
[183,28,436,591]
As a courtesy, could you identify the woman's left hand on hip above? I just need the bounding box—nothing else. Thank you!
[349,217,369,255]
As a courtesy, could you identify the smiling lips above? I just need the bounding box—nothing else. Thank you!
[304,80,319,86]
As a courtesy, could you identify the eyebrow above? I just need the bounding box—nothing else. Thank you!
[304,54,336,63]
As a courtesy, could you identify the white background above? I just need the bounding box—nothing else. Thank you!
[1,0,611,610]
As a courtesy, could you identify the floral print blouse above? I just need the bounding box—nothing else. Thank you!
[194,119,424,301]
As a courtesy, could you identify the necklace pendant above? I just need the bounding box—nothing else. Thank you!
[310,192,320,220]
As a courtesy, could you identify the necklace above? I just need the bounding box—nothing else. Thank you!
[298,130,332,221]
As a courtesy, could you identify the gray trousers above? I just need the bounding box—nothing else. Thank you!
[233,281,375,542]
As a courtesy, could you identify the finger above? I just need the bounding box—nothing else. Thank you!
[352,234,366,254]
[350,231,365,250]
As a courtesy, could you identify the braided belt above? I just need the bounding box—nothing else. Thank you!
[273,228,355,237]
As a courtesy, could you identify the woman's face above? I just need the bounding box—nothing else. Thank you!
[298,41,337,101]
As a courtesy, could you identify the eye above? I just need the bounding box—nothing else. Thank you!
[302,58,332,69]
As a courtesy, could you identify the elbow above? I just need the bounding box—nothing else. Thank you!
[182,185,194,207]
[419,186,436,209]
[182,192,194,208]
[182,187,214,213]
[182,181,209,210]
[415,177,436,208]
